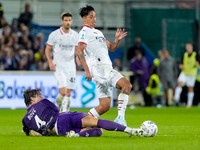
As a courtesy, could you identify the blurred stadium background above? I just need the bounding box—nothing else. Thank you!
[2,0,200,64]
[0,0,200,108]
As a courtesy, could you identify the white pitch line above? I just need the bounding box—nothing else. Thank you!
[156,135,200,137]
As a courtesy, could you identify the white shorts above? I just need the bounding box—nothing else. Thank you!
[91,65,123,98]
[178,72,196,87]
[54,67,76,89]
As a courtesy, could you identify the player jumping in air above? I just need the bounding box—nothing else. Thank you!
[76,5,131,126]
[45,12,79,112]
[22,88,143,137]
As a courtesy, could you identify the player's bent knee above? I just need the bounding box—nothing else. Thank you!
[59,91,65,97]
[101,103,110,112]
[65,93,71,97]
[124,82,132,90]
[121,83,132,94]
[127,82,132,90]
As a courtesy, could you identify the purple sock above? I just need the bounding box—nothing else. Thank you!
[78,128,102,137]
[97,119,126,132]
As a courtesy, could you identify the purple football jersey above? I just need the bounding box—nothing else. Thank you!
[22,99,60,136]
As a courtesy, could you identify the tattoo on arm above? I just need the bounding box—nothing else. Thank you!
[78,53,86,62]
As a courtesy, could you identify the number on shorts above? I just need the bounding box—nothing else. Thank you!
[70,77,75,83]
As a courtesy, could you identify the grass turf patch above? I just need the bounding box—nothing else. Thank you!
[0,107,200,150]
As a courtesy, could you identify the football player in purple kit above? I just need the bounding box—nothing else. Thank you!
[22,88,143,137]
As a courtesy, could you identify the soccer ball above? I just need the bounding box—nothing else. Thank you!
[140,121,158,137]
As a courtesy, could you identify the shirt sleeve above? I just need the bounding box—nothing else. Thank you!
[78,29,88,45]
[46,32,55,47]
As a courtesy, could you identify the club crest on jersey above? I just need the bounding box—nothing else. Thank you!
[81,34,85,40]
[96,36,105,43]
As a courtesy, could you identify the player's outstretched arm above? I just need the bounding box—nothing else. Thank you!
[76,43,92,81]
[107,29,127,52]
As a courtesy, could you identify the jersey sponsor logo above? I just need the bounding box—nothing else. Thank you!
[85,132,89,137]
[81,34,85,40]
[59,44,73,50]
[95,36,106,43]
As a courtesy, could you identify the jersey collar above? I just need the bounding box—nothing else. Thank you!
[60,26,71,35]
[82,24,93,29]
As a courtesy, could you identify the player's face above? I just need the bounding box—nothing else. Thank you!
[164,50,169,58]
[31,92,44,105]
[62,17,73,30]
[186,44,193,54]
[83,11,96,27]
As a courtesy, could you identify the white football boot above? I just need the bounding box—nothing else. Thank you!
[65,130,76,137]
[128,128,144,137]
[114,118,127,126]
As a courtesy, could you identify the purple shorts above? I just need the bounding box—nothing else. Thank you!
[56,111,88,136]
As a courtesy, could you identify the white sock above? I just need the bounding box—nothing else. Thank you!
[74,133,79,137]
[187,92,194,106]
[174,87,182,102]
[124,127,132,133]
[88,108,100,118]
[117,93,129,120]
[61,96,70,112]
[56,94,64,108]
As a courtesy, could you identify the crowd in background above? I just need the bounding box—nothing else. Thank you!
[1,3,200,106]
[0,3,48,71]
[127,37,177,107]
[127,37,200,107]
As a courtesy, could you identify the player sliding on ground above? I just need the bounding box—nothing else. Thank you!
[22,88,143,137]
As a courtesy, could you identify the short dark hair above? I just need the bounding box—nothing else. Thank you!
[61,12,72,20]
[23,88,41,107]
[79,5,94,17]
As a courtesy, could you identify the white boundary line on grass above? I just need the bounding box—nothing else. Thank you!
[156,135,200,137]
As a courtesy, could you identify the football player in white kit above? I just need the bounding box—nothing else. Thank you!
[76,5,132,126]
[45,12,79,112]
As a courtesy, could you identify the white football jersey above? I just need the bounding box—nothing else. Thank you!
[46,27,78,70]
[78,25,112,69]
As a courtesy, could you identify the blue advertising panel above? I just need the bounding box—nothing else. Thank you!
[0,73,113,108]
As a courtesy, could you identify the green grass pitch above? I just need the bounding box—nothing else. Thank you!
[0,106,200,150]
